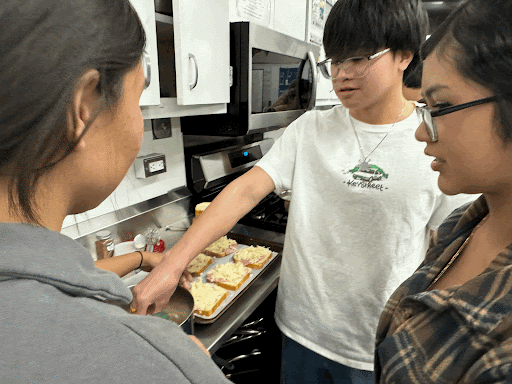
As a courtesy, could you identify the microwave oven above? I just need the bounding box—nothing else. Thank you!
[180,22,320,136]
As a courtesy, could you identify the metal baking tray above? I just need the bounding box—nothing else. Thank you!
[193,232,283,324]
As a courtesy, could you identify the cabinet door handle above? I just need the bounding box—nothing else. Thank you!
[189,53,198,90]
[142,49,151,89]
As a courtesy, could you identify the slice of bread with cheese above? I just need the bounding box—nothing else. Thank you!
[195,202,210,217]
[189,281,229,317]
[186,253,213,277]
[203,236,238,258]
[233,246,273,269]
[206,262,251,291]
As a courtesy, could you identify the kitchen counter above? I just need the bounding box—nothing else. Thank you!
[195,223,285,353]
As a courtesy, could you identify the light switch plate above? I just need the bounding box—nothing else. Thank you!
[134,153,167,179]
[152,118,172,139]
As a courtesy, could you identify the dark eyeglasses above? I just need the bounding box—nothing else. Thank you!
[417,96,498,142]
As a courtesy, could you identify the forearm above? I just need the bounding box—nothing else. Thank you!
[95,251,145,277]
[131,168,274,313]
[162,167,274,271]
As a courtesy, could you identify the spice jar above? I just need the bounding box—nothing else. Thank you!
[95,230,115,260]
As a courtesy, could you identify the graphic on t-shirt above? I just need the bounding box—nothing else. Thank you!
[349,161,388,182]
[343,161,389,192]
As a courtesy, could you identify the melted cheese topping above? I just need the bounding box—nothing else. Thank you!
[208,262,250,283]
[186,253,212,274]
[233,246,271,265]
[190,281,227,312]
[205,236,237,253]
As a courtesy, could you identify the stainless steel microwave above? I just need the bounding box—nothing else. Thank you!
[180,22,320,136]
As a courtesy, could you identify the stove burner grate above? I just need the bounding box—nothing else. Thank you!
[239,192,288,233]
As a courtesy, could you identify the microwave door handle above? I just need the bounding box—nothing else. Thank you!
[298,51,318,111]
[305,51,318,111]
[189,53,198,90]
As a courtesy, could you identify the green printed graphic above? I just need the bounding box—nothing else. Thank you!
[349,162,389,182]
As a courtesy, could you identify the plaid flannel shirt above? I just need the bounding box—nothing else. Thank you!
[375,195,512,383]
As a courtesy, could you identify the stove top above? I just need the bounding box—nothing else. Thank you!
[238,192,288,234]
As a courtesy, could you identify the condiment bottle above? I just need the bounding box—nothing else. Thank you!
[95,230,115,260]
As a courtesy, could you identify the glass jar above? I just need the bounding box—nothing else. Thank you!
[95,230,115,260]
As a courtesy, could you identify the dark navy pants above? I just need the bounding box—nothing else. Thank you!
[281,335,375,384]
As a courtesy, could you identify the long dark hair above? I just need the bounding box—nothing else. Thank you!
[0,0,146,224]
[323,0,429,83]
[421,0,512,143]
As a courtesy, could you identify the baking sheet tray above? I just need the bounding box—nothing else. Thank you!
[193,232,282,324]
[193,247,278,323]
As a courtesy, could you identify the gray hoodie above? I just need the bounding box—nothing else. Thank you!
[0,223,231,383]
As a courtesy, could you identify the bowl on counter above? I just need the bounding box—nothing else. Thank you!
[125,284,195,335]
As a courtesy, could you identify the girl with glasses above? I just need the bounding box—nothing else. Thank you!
[375,0,512,382]
[132,1,474,382]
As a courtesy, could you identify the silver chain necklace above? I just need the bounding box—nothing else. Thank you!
[350,101,408,163]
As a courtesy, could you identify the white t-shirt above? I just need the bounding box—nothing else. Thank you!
[256,105,476,371]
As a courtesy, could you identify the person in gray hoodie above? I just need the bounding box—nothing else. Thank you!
[0,1,231,382]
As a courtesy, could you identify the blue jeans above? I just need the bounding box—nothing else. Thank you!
[281,335,374,384]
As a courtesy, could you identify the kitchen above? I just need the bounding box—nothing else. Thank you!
[2,0,462,382]
[63,0,458,381]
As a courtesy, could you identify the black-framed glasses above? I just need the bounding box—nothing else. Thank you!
[417,96,498,142]
[317,48,391,80]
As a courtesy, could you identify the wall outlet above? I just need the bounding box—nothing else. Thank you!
[134,153,167,179]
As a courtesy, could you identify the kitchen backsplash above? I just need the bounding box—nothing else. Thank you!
[61,117,186,230]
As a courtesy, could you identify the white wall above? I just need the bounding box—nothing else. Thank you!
[62,118,186,229]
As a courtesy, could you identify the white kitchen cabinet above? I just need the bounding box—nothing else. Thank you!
[172,0,230,105]
[305,1,340,106]
[229,0,307,42]
[306,0,332,46]
[229,0,275,29]
[315,45,341,106]
[274,0,307,41]
[129,0,160,106]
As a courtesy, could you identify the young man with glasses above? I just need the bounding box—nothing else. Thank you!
[132,0,476,382]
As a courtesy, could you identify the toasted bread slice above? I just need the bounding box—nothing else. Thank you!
[207,262,251,291]
[190,281,229,317]
[186,253,213,277]
[233,246,273,269]
[203,236,238,258]
[195,202,210,217]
